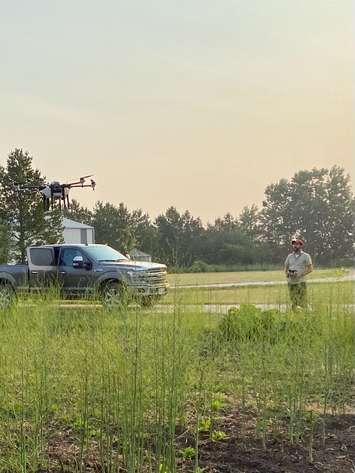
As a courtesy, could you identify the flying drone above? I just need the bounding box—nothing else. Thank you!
[15,175,96,210]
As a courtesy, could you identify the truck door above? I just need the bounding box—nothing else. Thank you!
[28,247,58,291]
[58,247,95,296]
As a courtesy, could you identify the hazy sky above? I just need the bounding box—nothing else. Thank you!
[0,0,353,222]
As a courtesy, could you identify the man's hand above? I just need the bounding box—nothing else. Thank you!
[303,264,313,277]
[288,269,298,278]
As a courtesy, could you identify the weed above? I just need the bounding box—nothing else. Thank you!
[180,447,196,460]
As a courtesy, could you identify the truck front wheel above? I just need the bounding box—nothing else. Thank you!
[0,284,15,310]
[101,281,128,309]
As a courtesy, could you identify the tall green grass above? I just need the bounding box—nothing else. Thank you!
[0,282,353,471]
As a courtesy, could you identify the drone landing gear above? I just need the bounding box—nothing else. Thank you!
[43,196,50,212]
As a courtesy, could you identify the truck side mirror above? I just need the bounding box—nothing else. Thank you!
[73,255,84,269]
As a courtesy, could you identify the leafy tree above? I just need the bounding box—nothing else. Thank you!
[200,216,267,266]
[155,207,184,267]
[63,199,93,225]
[131,209,158,256]
[0,149,63,262]
[239,205,261,241]
[179,210,204,267]
[0,220,11,263]
[260,167,354,262]
[155,207,203,267]
[93,201,136,253]
[211,213,238,233]
[260,178,291,254]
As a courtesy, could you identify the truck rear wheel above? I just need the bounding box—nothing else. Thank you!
[0,284,15,309]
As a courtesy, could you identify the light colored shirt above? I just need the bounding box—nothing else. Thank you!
[284,251,312,284]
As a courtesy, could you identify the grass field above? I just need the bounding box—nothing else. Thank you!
[0,280,354,472]
[168,267,348,287]
[164,280,354,306]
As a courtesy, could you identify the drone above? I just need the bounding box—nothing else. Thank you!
[14,175,96,210]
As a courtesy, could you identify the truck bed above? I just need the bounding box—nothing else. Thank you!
[0,264,29,288]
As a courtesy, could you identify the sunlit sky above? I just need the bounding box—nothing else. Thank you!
[0,0,353,222]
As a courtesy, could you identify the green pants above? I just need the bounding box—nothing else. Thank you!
[288,282,307,310]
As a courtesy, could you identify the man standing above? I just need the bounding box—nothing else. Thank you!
[284,238,313,310]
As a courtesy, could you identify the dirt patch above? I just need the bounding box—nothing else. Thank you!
[41,409,355,472]
[177,408,355,473]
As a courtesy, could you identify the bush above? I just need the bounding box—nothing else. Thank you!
[217,304,317,345]
[218,305,277,343]
[189,260,210,273]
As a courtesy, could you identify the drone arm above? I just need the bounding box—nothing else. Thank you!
[68,183,96,190]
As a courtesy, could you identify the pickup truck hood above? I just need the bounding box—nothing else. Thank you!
[99,261,166,272]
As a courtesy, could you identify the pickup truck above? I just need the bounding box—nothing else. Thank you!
[0,244,168,308]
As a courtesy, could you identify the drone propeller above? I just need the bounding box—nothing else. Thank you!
[13,183,46,192]
[80,174,94,181]
[66,175,94,187]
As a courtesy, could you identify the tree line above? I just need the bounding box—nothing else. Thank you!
[0,149,354,268]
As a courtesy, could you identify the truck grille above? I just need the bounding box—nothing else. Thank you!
[137,268,168,287]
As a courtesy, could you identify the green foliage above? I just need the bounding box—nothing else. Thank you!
[239,204,262,241]
[2,155,352,269]
[198,417,211,433]
[211,430,227,441]
[189,260,210,273]
[211,395,225,413]
[14,159,353,269]
[92,201,156,255]
[63,199,93,225]
[260,166,354,262]
[155,207,203,267]
[93,201,135,253]
[218,305,279,343]
[0,149,63,262]
[180,447,196,460]
[0,284,353,470]
[0,220,11,263]
[159,464,172,473]
[217,304,319,345]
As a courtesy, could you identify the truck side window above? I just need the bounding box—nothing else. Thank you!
[30,248,55,266]
[59,248,84,266]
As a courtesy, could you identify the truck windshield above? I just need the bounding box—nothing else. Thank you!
[84,245,127,262]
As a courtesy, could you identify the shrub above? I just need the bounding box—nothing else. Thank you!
[217,304,306,345]
[189,260,210,273]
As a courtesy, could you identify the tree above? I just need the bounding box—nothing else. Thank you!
[155,207,184,267]
[211,213,238,233]
[155,207,204,267]
[239,205,261,241]
[0,149,63,262]
[93,201,136,253]
[260,167,354,263]
[200,214,269,266]
[0,219,11,263]
[64,199,93,225]
[131,209,157,256]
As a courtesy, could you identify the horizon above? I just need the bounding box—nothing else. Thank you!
[1,149,353,225]
[1,0,353,222]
